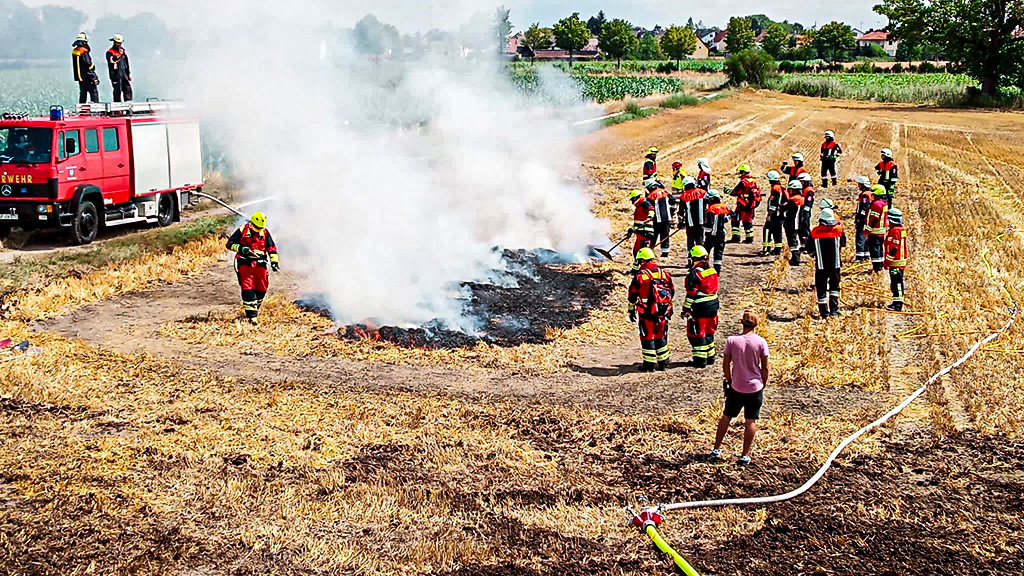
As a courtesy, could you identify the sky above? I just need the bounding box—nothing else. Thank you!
[22,0,888,33]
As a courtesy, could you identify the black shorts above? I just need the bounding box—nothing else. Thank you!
[724,388,764,420]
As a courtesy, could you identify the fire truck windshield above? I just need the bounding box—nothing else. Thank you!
[0,127,53,164]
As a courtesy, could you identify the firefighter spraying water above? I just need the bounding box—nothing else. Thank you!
[227,212,280,325]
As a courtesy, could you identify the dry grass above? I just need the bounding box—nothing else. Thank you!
[2,93,1023,575]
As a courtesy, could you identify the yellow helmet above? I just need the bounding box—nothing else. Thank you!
[689,245,708,259]
[249,211,266,229]
[870,185,888,197]
[647,147,659,155]
[737,163,752,174]
[628,189,644,201]
[635,247,656,262]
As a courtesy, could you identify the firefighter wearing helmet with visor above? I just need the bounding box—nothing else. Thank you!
[627,248,675,372]
[227,212,280,325]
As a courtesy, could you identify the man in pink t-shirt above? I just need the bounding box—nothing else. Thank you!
[711,310,769,465]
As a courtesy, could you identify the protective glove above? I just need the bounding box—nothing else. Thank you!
[626,229,634,238]
[239,246,253,257]
[629,310,637,323]
[271,262,280,272]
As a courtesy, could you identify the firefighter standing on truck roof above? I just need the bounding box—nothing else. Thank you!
[678,176,706,250]
[806,208,847,319]
[762,170,785,256]
[703,189,731,274]
[883,208,909,311]
[729,164,761,244]
[227,212,280,325]
[819,131,843,188]
[627,248,675,372]
[647,179,673,258]
[683,245,720,368]
[865,185,890,273]
[876,148,899,207]
[72,32,100,104]
[106,34,133,103]
[626,189,655,270]
[854,176,875,262]
[643,147,658,180]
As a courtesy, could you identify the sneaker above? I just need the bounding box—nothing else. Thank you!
[710,448,723,459]
[738,455,752,466]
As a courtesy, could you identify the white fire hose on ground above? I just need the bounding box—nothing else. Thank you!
[630,305,1019,573]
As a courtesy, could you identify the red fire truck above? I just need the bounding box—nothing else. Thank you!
[0,101,203,244]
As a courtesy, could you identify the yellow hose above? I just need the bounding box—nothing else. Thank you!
[644,524,701,576]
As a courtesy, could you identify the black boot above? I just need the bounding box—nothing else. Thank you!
[821,178,828,188]
[832,178,838,186]
[743,237,754,244]
[657,360,668,372]
[789,253,801,267]
[640,362,656,372]
[690,357,704,368]
[772,248,782,256]
[885,303,903,312]
[729,235,741,244]
[714,265,721,274]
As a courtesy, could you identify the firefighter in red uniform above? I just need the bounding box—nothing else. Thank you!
[643,147,659,180]
[696,158,712,191]
[806,209,847,318]
[798,173,816,253]
[883,208,909,311]
[781,152,807,183]
[865,185,890,273]
[820,131,843,188]
[226,212,280,325]
[647,179,673,257]
[626,189,656,270]
[106,34,133,102]
[762,170,786,256]
[729,163,761,244]
[678,176,706,249]
[628,247,675,372]
[683,245,720,368]
[876,148,899,207]
[703,189,731,274]
[854,176,874,262]
[783,180,805,266]
[71,32,100,104]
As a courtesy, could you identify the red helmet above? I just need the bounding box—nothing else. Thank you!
[672,161,682,169]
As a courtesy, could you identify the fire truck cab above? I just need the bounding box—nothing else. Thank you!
[0,100,202,245]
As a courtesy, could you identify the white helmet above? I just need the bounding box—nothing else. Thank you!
[824,130,835,139]
[697,158,711,172]
[682,176,697,188]
[819,198,835,210]
[766,170,781,182]
[792,153,805,162]
[888,208,903,224]
[881,148,894,158]
[76,32,88,42]
[855,175,871,186]
[788,180,803,190]
[798,173,814,183]
[819,208,837,226]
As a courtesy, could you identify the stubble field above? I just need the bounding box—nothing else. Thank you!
[1,91,1022,575]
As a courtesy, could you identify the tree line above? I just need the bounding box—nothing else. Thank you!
[0,0,174,62]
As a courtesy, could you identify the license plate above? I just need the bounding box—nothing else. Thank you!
[0,214,17,220]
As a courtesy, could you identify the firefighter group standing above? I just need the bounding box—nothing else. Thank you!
[624,133,909,371]
[71,32,135,104]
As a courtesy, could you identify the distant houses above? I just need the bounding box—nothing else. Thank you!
[857,30,900,57]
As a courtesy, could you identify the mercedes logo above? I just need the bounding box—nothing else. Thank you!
[0,185,11,197]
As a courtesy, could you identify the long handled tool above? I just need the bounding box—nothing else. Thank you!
[594,232,632,261]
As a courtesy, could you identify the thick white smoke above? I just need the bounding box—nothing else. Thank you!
[171,2,607,330]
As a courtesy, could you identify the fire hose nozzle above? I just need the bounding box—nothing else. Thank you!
[630,507,664,530]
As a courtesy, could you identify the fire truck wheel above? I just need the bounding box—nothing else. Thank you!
[72,200,99,245]
[156,193,176,227]
[0,225,10,240]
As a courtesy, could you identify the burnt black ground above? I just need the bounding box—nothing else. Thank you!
[323,249,615,349]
